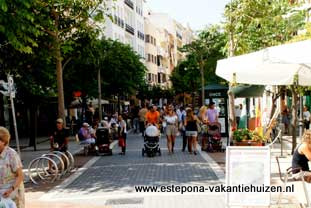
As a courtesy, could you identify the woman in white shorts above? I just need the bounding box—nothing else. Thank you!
[164,105,178,154]
[184,108,199,155]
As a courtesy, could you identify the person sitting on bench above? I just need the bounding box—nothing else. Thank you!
[78,123,96,144]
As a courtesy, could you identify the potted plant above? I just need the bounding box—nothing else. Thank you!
[233,129,265,146]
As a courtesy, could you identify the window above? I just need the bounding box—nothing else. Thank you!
[145,35,150,43]
[154,38,156,46]
[158,73,161,83]
[148,54,151,62]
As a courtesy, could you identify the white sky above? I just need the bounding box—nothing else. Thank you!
[145,0,231,32]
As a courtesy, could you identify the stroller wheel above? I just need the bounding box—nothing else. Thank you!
[142,148,145,157]
[83,146,88,156]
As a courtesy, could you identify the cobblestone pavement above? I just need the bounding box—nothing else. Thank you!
[38,133,226,207]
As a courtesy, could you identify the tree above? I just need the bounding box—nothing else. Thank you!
[32,0,107,121]
[0,0,41,53]
[0,33,57,149]
[100,40,147,99]
[64,37,147,113]
[170,59,201,104]
[224,0,306,148]
[176,25,227,105]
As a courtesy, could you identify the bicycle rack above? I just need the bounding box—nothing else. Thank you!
[27,151,75,185]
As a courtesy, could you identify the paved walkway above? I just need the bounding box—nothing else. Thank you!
[35,134,226,208]
[25,134,304,208]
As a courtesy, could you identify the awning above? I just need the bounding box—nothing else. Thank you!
[230,85,265,98]
[216,40,311,86]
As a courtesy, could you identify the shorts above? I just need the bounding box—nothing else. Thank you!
[186,131,198,137]
[166,125,178,136]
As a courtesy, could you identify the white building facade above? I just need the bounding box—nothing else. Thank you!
[103,1,194,88]
[103,0,145,59]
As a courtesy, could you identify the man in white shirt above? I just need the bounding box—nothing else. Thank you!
[235,104,242,128]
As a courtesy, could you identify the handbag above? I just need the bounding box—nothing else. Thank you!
[118,137,125,147]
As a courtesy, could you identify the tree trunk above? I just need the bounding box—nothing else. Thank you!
[56,41,65,123]
[228,30,236,143]
[0,94,4,125]
[291,85,298,155]
[228,90,236,143]
[117,93,121,115]
[53,10,65,124]
[200,60,205,106]
[98,68,102,122]
[28,105,37,151]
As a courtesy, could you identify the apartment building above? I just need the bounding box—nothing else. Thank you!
[144,17,160,86]
[145,12,194,88]
[103,0,145,59]
[103,1,194,88]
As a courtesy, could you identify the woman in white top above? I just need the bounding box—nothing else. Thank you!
[164,105,178,154]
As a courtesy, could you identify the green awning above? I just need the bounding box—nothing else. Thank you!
[230,84,265,98]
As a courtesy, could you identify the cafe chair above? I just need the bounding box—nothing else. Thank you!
[276,156,311,207]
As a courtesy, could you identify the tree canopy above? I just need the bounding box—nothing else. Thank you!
[224,0,306,55]
[171,25,227,97]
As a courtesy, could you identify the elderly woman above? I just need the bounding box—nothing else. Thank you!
[0,127,24,208]
[292,130,311,182]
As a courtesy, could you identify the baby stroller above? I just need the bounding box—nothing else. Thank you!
[95,127,112,156]
[206,122,224,152]
[142,125,161,157]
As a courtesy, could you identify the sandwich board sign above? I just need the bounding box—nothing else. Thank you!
[226,146,271,207]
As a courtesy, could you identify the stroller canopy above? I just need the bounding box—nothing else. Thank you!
[145,125,159,137]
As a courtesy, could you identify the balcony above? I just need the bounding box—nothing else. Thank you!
[124,0,134,9]
[137,31,145,40]
[158,66,168,74]
[176,32,183,40]
[125,24,135,35]
[114,15,124,28]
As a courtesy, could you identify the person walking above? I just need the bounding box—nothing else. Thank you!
[118,115,127,155]
[198,105,208,151]
[303,105,311,130]
[138,104,148,136]
[235,104,242,128]
[184,108,199,155]
[164,105,178,154]
[0,127,25,208]
[282,106,290,134]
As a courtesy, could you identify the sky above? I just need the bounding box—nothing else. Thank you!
[145,0,231,31]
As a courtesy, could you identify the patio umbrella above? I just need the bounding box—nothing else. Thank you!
[216,40,311,86]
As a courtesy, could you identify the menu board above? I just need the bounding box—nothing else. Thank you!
[218,117,226,133]
[226,146,271,206]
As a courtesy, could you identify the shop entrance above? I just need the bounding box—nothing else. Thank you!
[204,84,229,138]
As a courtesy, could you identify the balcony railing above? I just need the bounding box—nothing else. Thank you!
[176,32,183,40]
[124,0,134,9]
[114,15,124,28]
[137,31,145,40]
[125,24,135,35]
